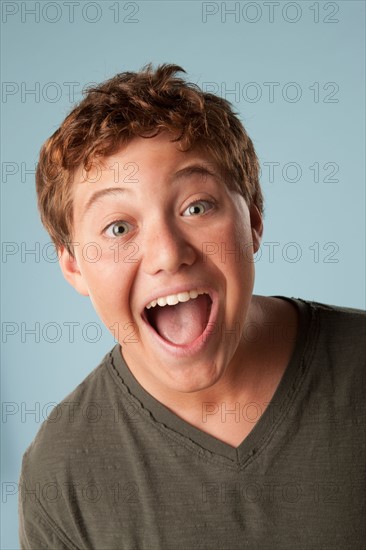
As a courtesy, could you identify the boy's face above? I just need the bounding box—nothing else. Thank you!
[59,132,263,393]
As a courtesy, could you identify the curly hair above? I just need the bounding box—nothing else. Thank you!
[36,63,263,256]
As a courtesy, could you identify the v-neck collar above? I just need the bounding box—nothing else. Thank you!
[109,296,315,465]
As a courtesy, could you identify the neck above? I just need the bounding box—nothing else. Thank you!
[122,296,298,419]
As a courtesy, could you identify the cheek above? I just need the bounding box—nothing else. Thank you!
[78,246,136,308]
[79,238,137,277]
[212,215,254,260]
[218,219,255,302]
[78,252,139,343]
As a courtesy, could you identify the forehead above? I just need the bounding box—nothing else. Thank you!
[73,133,223,193]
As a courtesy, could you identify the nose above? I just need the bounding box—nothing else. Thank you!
[142,217,197,275]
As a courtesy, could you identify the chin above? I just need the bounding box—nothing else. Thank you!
[163,361,223,394]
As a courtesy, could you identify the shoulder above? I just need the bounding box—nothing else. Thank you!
[292,298,365,404]
[259,295,365,385]
[265,294,366,342]
[300,298,366,345]
[19,345,143,546]
[20,345,133,487]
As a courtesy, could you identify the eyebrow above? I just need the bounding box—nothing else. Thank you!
[82,163,221,217]
[171,164,221,184]
[83,187,128,217]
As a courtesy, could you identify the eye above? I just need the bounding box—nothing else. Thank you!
[104,220,131,238]
[182,200,215,217]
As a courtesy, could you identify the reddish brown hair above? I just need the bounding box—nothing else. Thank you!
[36,63,263,256]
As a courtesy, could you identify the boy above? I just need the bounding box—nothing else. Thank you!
[19,64,365,549]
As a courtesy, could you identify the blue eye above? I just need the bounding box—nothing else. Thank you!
[105,221,130,237]
[183,200,215,217]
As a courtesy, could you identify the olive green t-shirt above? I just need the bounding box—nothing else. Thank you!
[19,298,366,549]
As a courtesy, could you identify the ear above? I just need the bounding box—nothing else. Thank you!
[58,245,89,296]
[249,204,263,254]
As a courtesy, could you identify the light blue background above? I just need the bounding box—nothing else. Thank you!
[1,1,365,547]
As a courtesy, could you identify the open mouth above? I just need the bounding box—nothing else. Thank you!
[143,291,213,346]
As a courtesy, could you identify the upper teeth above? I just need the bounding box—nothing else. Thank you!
[146,289,208,309]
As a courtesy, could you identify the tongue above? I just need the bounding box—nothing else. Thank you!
[152,295,210,345]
